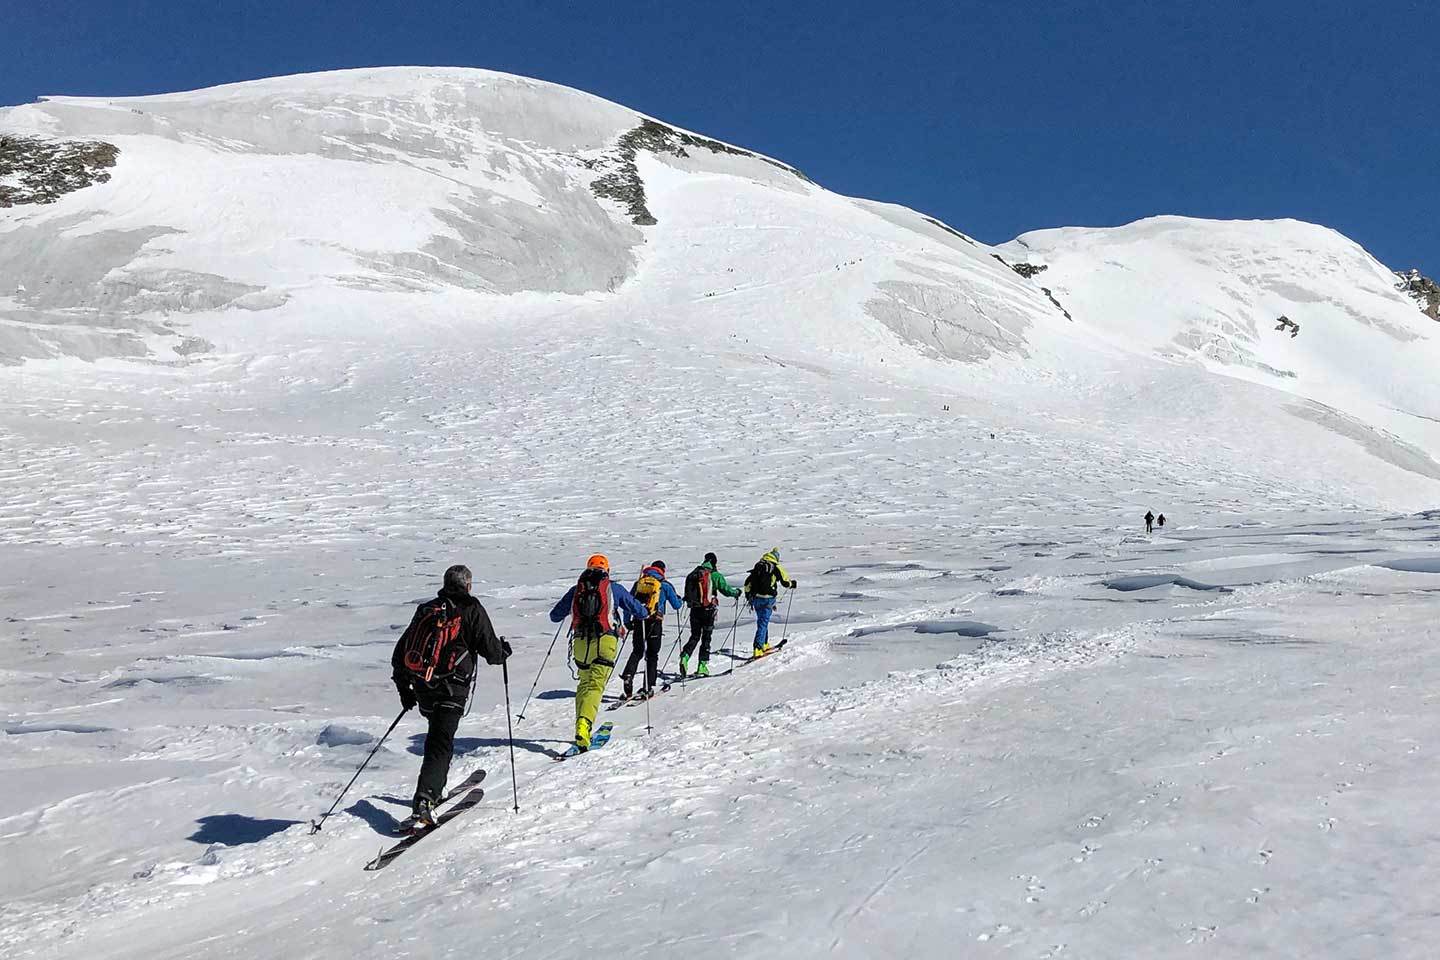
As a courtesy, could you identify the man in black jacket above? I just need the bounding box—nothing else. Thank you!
[392,564,508,829]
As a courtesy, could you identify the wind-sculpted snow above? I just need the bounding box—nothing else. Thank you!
[1102,573,1232,593]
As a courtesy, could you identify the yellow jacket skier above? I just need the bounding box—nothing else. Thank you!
[549,554,650,750]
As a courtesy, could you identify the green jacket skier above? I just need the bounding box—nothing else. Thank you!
[679,552,743,676]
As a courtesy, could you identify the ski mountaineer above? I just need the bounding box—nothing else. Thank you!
[1157,513,1167,528]
[549,555,649,751]
[679,552,743,676]
[742,548,797,657]
[620,560,682,699]
[1144,510,1155,534]
[392,564,509,831]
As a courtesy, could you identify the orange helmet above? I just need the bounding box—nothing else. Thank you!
[585,553,610,573]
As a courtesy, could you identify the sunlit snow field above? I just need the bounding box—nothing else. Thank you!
[4,329,1439,959]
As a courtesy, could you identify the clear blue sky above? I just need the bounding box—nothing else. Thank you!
[8,0,1436,269]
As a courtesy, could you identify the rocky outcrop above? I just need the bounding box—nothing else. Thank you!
[0,135,118,207]
[1395,269,1440,321]
[589,119,809,226]
[988,253,1071,320]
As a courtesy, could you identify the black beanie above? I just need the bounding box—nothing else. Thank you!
[652,560,666,572]
[704,552,717,566]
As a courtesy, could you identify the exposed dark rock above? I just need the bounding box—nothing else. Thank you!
[990,252,1071,320]
[922,216,976,244]
[590,119,810,226]
[1395,269,1440,321]
[0,135,119,207]
[1039,287,1072,321]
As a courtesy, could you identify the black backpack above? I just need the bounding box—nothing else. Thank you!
[572,569,610,638]
[747,559,778,596]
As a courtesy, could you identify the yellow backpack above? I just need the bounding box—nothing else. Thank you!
[633,574,662,617]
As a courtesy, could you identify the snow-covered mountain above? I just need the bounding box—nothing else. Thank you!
[4,67,1439,505]
[999,217,1440,455]
[4,69,1440,960]
[0,67,1065,368]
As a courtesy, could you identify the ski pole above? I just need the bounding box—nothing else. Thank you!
[781,588,795,644]
[645,618,655,733]
[660,615,683,674]
[719,597,743,676]
[501,656,520,813]
[517,620,564,722]
[309,706,408,834]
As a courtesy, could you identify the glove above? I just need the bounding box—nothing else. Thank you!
[396,681,417,711]
[786,580,798,589]
[501,640,513,661]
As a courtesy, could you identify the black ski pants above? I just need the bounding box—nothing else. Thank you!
[415,705,462,804]
[682,605,717,662]
[622,617,663,692]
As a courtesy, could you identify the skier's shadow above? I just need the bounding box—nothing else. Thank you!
[535,688,573,701]
[405,732,567,759]
[188,814,302,846]
[346,798,399,837]
[467,735,568,758]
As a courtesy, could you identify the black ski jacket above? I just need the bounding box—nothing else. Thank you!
[392,587,505,711]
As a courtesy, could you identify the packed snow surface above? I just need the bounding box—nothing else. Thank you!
[3,68,1440,959]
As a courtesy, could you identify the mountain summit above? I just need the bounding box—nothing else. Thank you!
[2,67,1439,499]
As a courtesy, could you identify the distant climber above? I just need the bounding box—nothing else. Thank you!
[743,548,797,656]
[621,560,682,699]
[391,564,509,831]
[680,552,743,677]
[1157,513,1166,528]
[549,555,649,751]
[1144,510,1155,534]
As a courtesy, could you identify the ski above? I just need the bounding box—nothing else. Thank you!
[389,767,487,835]
[554,721,614,761]
[438,767,487,804]
[364,787,485,871]
[739,638,789,665]
[661,668,722,692]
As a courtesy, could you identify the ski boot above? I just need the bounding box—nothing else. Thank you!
[398,797,437,834]
[622,676,634,700]
[696,661,710,677]
[678,654,690,677]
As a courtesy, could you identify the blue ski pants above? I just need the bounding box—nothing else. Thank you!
[751,596,776,649]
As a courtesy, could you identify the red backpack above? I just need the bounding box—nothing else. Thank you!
[398,598,469,683]
[684,565,714,608]
[571,569,613,638]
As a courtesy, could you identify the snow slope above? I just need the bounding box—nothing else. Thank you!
[1000,217,1440,451]
[3,68,1440,959]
